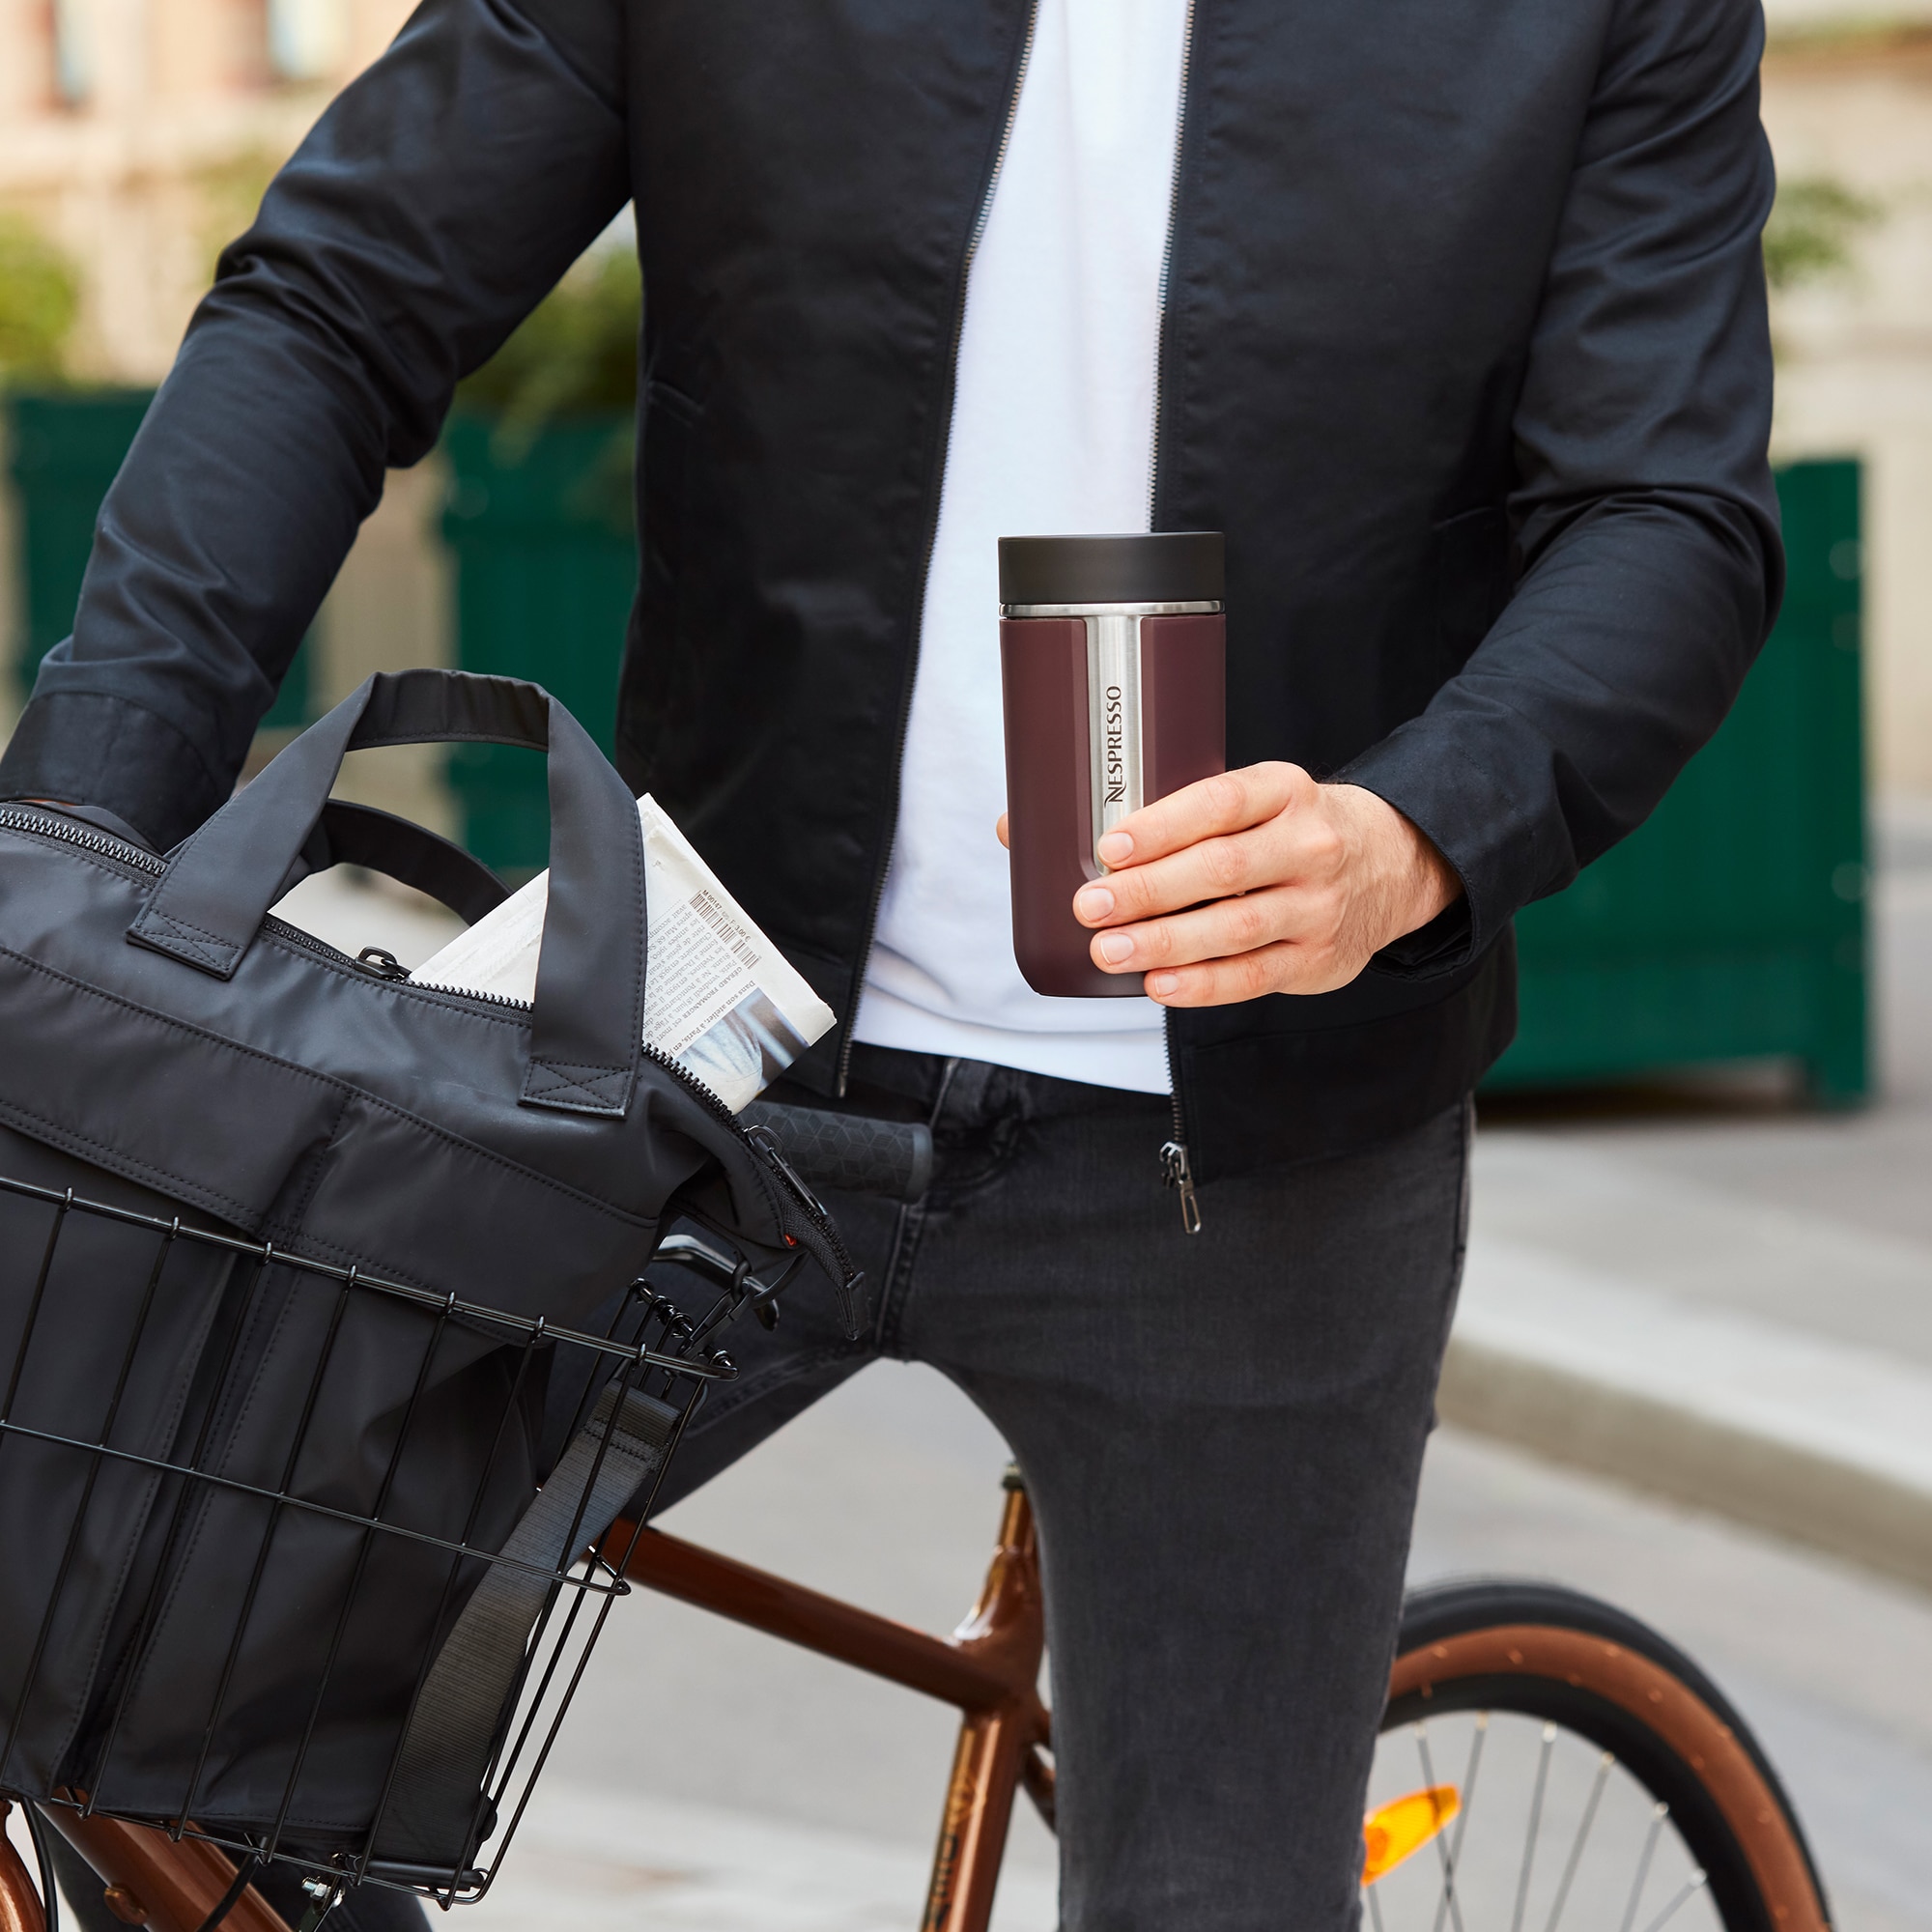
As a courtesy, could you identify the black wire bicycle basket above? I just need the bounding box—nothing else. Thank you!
[0,1166,758,1909]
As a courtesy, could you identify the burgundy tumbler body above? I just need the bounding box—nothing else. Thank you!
[999,532,1226,997]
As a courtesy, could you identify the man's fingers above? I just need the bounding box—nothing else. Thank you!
[1087,886,1334,976]
[1074,811,1343,929]
[1095,761,1309,868]
[1049,773,1461,1009]
[1140,942,1358,1006]
[1074,835,1267,928]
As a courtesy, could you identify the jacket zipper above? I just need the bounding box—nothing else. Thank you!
[1153,0,1202,1232]
[835,0,1042,1098]
[0,807,857,1280]
[1159,1033,1201,1235]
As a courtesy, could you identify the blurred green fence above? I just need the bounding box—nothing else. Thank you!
[1487,460,1866,1100]
[439,412,634,877]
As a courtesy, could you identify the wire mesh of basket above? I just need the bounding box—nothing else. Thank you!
[0,1166,753,1906]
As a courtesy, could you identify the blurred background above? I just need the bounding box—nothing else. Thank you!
[1,0,1930,1926]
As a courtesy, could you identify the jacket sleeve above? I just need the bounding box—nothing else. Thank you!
[1338,0,1782,978]
[0,0,631,850]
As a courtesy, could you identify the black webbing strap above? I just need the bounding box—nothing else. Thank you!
[370,1384,678,1868]
[278,802,511,927]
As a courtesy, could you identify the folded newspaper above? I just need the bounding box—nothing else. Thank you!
[411,795,835,1113]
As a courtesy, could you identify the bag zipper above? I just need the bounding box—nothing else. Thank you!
[835,0,1042,1099]
[1151,0,1202,1231]
[0,804,167,874]
[0,805,374,973]
[404,976,859,1286]
[0,806,858,1280]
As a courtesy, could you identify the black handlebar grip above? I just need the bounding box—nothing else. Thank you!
[739,1101,934,1205]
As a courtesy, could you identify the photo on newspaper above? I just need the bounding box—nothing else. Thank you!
[411,795,836,1113]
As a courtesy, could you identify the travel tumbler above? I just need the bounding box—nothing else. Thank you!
[999,531,1226,997]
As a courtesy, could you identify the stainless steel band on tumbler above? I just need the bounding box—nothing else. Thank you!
[1001,598,1223,866]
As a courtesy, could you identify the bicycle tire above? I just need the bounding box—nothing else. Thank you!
[1378,1580,1830,1932]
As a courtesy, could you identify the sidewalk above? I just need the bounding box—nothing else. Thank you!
[1443,797,1932,1591]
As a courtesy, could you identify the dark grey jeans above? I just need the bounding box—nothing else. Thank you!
[659,1045,1474,1931]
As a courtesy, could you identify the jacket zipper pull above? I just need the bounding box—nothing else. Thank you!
[1159,1139,1202,1235]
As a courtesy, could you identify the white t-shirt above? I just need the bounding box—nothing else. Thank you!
[850,0,1191,1094]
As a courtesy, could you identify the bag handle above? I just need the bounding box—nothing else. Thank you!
[281,801,512,927]
[128,669,646,1120]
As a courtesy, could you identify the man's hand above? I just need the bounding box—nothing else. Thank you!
[996,763,1462,1006]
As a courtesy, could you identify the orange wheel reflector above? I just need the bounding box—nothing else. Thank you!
[1362,1784,1461,1885]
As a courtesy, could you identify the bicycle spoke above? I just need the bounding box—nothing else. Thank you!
[1419,1719,1488,1932]
[1509,1722,1556,1932]
[1368,1878,1387,1932]
[1441,1713,1487,1894]
[1543,1750,1614,1932]
[1618,1804,1669,1932]
[1415,1724,1467,1932]
[1638,1871,1708,1932]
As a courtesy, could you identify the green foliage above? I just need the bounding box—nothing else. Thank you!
[457,246,641,430]
[0,213,81,387]
[1764,176,1881,293]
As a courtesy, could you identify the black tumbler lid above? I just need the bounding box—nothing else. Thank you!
[998,531,1224,606]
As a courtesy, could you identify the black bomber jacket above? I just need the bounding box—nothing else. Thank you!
[0,0,1782,1200]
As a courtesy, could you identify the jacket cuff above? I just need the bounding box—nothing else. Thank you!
[0,692,229,853]
[1337,720,1547,982]
[1369,896,1475,979]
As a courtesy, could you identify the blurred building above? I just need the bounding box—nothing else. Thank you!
[0,0,412,379]
[1761,12,1932,796]
[1,0,1931,805]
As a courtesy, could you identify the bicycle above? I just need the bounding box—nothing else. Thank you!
[0,1108,1833,1932]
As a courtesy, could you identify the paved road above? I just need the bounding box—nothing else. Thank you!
[1473,795,1932,1359]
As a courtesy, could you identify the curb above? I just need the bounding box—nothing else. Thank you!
[1438,1239,1932,1594]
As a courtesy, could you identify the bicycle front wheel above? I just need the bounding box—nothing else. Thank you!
[1370,1581,1830,1932]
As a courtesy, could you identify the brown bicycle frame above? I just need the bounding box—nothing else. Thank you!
[611,1473,1052,1932]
